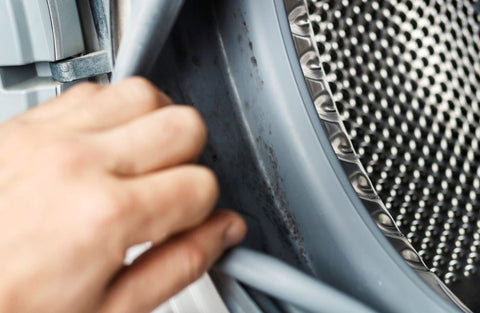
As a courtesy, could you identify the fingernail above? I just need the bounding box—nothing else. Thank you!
[223,222,245,249]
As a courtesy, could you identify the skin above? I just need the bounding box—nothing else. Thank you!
[0,77,246,313]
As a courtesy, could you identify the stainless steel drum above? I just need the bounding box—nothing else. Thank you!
[304,0,480,309]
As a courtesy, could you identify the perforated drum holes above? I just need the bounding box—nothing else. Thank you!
[307,0,480,301]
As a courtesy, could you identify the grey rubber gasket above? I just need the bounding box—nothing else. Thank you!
[283,0,471,311]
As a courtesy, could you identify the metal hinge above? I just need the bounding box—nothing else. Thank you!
[0,0,113,122]
[50,50,112,83]
[50,0,114,83]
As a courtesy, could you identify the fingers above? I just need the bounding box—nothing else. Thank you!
[20,77,172,132]
[99,210,247,313]
[18,78,203,176]
[20,82,104,121]
[61,77,173,131]
[119,165,219,247]
[95,105,207,175]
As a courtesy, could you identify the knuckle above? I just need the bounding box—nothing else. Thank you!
[180,107,207,140]
[114,159,139,176]
[72,197,125,265]
[164,107,207,144]
[191,166,219,206]
[184,241,209,282]
[123,77,162,108]
[74,189,131,258]
[89,189,130,226]
[41,142,94,172]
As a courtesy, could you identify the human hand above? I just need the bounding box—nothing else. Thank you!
[0,78,246,313]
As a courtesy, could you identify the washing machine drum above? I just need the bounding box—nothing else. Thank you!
[274,0,480,311]
[148,0,480,312]
[305,0,480,308]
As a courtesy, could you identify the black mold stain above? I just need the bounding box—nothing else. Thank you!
[260,140,312,269]
[155,0,313,274]
[250,56,258,67]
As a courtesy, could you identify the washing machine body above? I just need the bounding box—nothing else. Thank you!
[1,1,480,312]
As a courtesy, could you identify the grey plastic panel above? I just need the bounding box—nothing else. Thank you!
[0,86,57,122]
[0,64,60,122]
[0,0,85,120]
[0,0,84,66]
[46,0,85,61]
[0,0,54,65]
